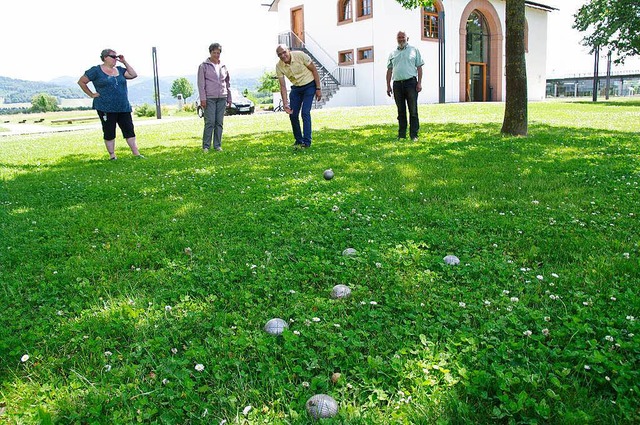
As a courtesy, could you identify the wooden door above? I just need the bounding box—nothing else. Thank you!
[466,62,487,102]
[291,6,304,48]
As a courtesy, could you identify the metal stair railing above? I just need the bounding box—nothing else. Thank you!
[296,31,340,83]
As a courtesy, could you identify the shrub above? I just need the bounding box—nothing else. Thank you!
[30,93,59,112]
[134,103,156,117]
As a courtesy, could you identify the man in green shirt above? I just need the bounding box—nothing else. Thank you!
[386,31,424,141]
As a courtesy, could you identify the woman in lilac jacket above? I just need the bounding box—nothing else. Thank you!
[197,43,232,152]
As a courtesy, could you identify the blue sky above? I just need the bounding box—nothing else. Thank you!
[0,0,638,82]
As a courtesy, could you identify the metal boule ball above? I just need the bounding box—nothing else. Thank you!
[264,318,288,335]
[443,255,460,265]
[331,284,351,299]
[342,248,357,257]
[306,394,338,419]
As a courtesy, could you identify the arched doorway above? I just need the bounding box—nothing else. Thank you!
[466,11,489,101]
[458,1,503,102]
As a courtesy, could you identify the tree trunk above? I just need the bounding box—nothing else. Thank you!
[501,0,528,136]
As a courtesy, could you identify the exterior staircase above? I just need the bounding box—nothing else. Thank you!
[278,31,355,109]
[294,46,340,108]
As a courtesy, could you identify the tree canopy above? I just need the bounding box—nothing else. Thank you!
[394,0,433,8]
[30,93,59,112]
[170,77,194,100]
[573,0,640,63]
[257,71,280,94]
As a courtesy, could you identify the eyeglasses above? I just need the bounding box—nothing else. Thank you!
[107,55,118,59]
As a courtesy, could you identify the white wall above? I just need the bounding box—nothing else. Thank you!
[324,87,358,108]
[525,7,549,101]
[272,0,552,106]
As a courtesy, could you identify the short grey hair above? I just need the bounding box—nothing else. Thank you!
[209,43,222,53]
[100,48,115,60]
[276,44,289,53]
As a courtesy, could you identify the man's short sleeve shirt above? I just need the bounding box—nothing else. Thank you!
[387,45,424,81]
[276,51,314,86]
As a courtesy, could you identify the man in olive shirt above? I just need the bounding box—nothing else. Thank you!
[386,31,424,141]
[276,44,322,148]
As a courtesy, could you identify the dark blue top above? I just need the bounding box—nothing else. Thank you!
[84,65,132,113]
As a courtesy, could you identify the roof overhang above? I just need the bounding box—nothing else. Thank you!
[525,1,558,12]
[264,0,556,14]
[262,0,279,12]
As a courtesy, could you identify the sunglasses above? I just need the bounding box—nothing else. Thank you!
[107,55,118,59]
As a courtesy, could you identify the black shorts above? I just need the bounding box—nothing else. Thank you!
[97,111,136,140]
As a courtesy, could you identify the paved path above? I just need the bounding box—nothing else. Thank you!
[0,116,195,137]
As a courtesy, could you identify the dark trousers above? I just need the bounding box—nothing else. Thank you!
[289,81,316,146]
[393,77,419,139]
[202,98,226,149]
[97,111,135,140]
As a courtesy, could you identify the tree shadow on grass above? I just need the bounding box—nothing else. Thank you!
[1,119,637,311]
[572,99,640,107]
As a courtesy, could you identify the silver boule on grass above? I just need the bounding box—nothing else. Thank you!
[331,284,351,299]
[264,318,289,335]
[323,169,334,180]
[443,255,460,265]
[306,394,338,419]
[342,248,357,257]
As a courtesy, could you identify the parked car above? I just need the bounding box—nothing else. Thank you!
[226,89,255,115]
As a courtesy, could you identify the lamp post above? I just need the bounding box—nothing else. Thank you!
[592,45,599,102]
[605,50,612,100]
[152,47,161,119]
[438,11,445,103]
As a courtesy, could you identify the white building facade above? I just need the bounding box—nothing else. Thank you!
[267,0,554,107]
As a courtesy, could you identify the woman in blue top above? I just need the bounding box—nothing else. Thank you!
[78,48,144,160]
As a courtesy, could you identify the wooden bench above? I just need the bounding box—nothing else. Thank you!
[51,116,98,124]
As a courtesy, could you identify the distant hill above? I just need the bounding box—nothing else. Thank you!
[0,68,265,107]
[0,76,85,104]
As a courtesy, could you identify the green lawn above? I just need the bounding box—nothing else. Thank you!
[1,101,638,424]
